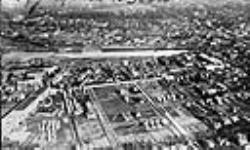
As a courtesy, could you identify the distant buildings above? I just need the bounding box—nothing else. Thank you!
[81,0,170,4]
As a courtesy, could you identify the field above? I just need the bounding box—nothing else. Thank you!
[92,83,158,125]
[91,83,183,144]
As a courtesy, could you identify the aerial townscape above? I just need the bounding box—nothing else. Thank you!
[1,0,250,150]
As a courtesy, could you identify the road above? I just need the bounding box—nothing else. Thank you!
[88,89,121,149]
[85,77,161,89]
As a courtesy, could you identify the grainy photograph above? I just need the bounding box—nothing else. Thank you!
[1,0,250,150]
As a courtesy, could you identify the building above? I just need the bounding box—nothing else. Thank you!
[74,0,170,4]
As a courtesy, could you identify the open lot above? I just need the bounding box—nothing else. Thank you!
[92,83,158,125]
[138,79,209,138]
[90,82,186,144]
[74,117,111,148]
